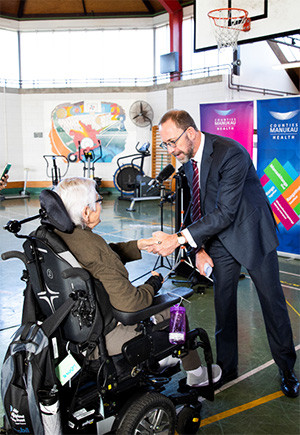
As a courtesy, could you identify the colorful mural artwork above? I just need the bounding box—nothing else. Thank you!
[49,101,127,162]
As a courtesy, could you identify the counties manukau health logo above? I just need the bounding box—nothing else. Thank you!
[269,110,299,141]
[214,109,236,131]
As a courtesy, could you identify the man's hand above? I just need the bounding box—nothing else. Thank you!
[196,248,214,276]
[137,237,157,251]
[148,231,179,257]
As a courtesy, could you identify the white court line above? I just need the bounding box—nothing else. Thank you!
[214,343,300,395]
[280,270,300,278]
[243,274,300,291]
[282,284,300,291]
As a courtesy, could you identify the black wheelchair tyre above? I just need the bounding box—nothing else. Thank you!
[176,405,202,434]
[116,391,176,435]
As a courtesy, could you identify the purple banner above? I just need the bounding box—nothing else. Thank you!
[200,101,254,158]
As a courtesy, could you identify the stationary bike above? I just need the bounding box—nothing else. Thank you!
[68,138,109,195]
[113,142,160,211]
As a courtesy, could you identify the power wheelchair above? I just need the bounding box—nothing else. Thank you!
[1,189,216,434]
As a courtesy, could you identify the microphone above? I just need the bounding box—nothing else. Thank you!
[147,164,175,192]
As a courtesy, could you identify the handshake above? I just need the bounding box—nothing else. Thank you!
[138,231,214,279]
[137,231,178,256]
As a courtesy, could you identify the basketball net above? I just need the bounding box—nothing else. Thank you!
[208,8,251,51]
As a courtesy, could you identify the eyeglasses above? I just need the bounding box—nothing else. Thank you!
[160,127,188,151]
[95,195,103,204]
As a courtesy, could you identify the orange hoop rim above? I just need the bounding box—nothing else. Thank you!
[207,7,249,21]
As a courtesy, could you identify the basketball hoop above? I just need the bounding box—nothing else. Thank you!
[208,8,251,50]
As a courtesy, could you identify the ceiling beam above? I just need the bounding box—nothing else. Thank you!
[82,0,87,15]
[17,0,26,19]
[142,0,155,15]
[267,40,299,90]
[158,0,182,13]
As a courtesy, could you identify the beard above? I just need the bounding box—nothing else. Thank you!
[174,137,194,164]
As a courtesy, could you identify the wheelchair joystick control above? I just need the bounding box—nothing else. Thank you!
[4,220,21,234]
[169,305,186,344]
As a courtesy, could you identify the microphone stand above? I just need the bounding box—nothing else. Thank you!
[151,183,173,272]
[169,171,211,292]
[131,181,172,283]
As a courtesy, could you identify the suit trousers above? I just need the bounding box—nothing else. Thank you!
[207,238,296,376]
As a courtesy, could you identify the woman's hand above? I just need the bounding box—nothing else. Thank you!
[150,270,164,283]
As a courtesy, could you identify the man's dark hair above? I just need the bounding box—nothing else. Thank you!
[158,110,198,131]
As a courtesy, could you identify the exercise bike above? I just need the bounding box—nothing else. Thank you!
[43,154,69,187]
[68,138,110,195]
[113,142,160,211]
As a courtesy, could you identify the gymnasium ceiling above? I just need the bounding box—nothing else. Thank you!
[0,0,192,20]
[0,0,298,90]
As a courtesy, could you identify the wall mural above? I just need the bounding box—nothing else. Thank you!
[49,101,127,162]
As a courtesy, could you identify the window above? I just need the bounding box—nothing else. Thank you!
[19,28,154,87]
[0,29,19,87]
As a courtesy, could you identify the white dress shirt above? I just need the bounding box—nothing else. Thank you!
[182,133,205,248]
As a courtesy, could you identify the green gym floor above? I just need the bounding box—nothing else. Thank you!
[0,193,299,434]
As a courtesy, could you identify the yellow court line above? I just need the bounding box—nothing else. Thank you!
[286,299,300,317]
[200,391,284,427]
[281,280,300,289]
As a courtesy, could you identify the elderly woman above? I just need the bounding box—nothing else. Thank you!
[54,177,221,387]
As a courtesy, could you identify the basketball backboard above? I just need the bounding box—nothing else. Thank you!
[194,0,300,52]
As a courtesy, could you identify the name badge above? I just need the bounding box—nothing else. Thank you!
[55,353,81,385]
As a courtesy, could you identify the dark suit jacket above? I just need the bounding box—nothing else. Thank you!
[183,132,279,270]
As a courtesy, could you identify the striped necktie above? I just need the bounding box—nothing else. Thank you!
[191,159,201,222]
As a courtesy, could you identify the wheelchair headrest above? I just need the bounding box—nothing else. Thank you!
[39,189,74,233]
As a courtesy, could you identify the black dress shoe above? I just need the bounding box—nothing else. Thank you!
[280,369,299,398]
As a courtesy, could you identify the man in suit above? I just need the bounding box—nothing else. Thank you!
[150,109,299,397]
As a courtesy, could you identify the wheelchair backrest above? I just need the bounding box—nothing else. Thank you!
[23,226,101,345]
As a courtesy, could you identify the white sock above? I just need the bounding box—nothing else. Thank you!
[187,366,203,376]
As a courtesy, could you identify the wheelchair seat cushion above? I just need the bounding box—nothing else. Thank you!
[39,189,74,233]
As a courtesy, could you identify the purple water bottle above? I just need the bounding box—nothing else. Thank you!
[169,305,186,344]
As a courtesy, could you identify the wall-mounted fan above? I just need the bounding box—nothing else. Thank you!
[129,100,154,128]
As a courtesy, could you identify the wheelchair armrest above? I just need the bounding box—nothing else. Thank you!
[112,287,194,326]
[1,250,26,265]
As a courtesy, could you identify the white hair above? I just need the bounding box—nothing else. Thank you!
[54,177,97,228]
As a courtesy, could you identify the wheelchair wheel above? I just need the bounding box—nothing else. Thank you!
[113,164,142,195]
[116,391,176,435]
[176,405,202,434]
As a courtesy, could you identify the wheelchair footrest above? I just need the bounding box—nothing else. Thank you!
[178,377,215,402]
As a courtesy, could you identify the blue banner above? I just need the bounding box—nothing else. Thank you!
[257,97,300,256]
